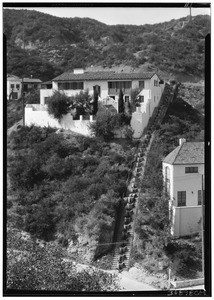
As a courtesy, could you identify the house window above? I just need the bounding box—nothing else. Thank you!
[198,190,205,205]
[139,95,144,103]
[58,82,84,90]
[16,84,20,89]
[10,84,14,89]
[110,96,115,100]
[58,82,63,90]
[154,80,159,87]
[139,81,145,89]
[108,81,131,90]
[125,96,129,102]
[185,167,198,173]
[11,92,18,100]
[44,97,50,104]
[177,191,186,206]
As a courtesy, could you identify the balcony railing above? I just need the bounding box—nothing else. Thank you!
[108,88,131,95]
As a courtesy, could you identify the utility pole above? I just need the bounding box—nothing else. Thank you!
[201,174,204,276]
[189,5,192,22]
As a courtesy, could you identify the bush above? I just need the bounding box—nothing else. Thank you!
[70,90,92,119]
[25,89,40,104]
[7,237,119,291]
[90,110,117,141]
[47,91,71,121]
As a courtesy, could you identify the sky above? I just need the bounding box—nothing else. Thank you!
[4,4,211,26]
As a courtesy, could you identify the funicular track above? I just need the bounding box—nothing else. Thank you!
[112,83,178,271]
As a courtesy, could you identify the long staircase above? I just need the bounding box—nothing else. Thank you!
[111,83,178,272]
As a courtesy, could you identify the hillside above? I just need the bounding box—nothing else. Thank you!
[4,9,210,82]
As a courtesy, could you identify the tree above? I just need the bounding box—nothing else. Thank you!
[92,90,99,116]
[89,110,118,141]
[118,89,124,113]
[70,90,92,119]
[130,87,140,112]
[25,89,40,104]
[47,91,71,121]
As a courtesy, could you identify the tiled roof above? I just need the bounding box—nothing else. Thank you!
[41,81,52,85]
[7,75,21,81]
[52,71,156,82]
[23,78,42,83]
[163,142,204,165]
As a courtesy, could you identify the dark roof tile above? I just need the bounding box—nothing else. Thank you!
[163,142,204,165]
[52,71,156,82]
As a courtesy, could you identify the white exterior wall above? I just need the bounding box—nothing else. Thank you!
[131,107,149,138]
[131,75,163,138]
[7,79,22,100]
[25,105,93,136]
[163,162,204,237]
[84,80,108,98]
[172,206,202,237]
[148,74,162,117]
[173,164,204,207]
[40,89,55,105]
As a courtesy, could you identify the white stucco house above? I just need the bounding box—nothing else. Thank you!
[26,68,165,137]
[40,68,164,108]
[162,139,204,237]
[7,75,22,100]
[7,75,42,100]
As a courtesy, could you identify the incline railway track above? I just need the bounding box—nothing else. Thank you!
[111,82,178,271]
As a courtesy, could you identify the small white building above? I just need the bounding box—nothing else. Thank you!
[7,75,22,100]
[38,68,165,137]
[162,139,204,237]
[7,75,42,100]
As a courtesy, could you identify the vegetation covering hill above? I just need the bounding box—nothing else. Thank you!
[6,84,205,290]
[4,9,210,81]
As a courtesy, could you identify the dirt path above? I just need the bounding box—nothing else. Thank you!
[72,262,158,291]
[118,271,158,291]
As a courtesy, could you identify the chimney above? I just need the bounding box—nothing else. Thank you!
[73,68,84,74]
[179,138,186,145]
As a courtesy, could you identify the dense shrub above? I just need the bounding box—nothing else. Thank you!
[25,89,40,104]
[8,127,134,243]
[7,230,119,291]
[47,91,71,121]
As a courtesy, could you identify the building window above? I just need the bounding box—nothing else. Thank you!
[11,92,18,100]
[139,95,144,103]
[10,84,14,89]
[185,167,198,173]
[139,81,145,89]
[58,82,83,90]
[177,191,186,206]
[16,84,20,89]
[154,96,156,102]
[44,97,50,104]
[108,81,131,91]
[154,80,159,87]
[124,96,129,102]
[198,190,205,205]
